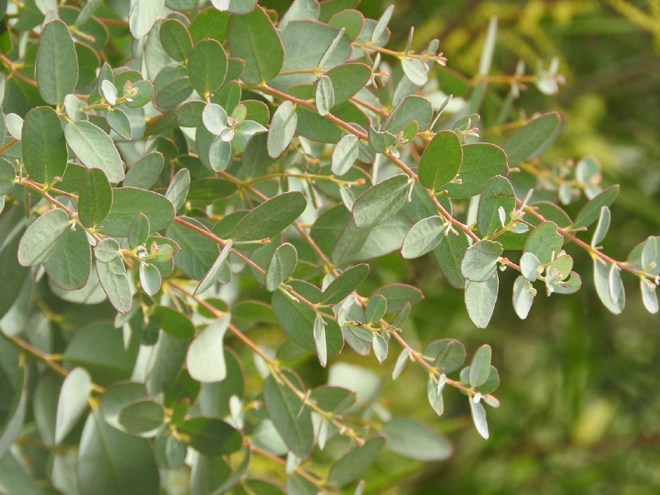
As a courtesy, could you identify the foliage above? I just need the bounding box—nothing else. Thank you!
[0,0,658,494]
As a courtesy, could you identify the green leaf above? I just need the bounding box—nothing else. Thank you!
[78,410,160,495]
[461,240,503,282]
[315,75,334,116]
[367,126,397,153]
[187,315,230,382]
[165,168,191,211]
[188,39,227,94]
[0,367,28,460]
[202,103,227,135]
[401,58,428,86]
[427,376,444,417]
[469,344,492,387]
[22,106,68,183]
[591,206,611,248]
[401,215,445,259]
[365,295,386,322]
[140,263,161,297]
[159,19,192,62]
[18,208,70,266]
[101,187,175,237]
[156,77,193,110]
[464,276,499,329]
[44,226,92,290]
[572,185,619,230]
[106,109,132,140]
[328,436,385,487]
[417,130,463,190]
[124,152,164,190]
[280,0,319,29]
[118,399,165,436]
[194,240,233,296]
[477,175,515,237]
[128,0,165,39]
[78,168,113,228]
[65,120,125,183]
[179,417,242,456]
[331,134,359,176]
[128,213,150,249]
[96,257,132,313]
[177,100,205,127]
[36,20,78,105]
[469,399,489,439]
[124,80,154,108]
[190,7,228,44]
[0,158,15,196]
[263,374,314,458]
[267,100,298,158]
[445,143,508,198]
[383,417,453,461]
[167,217,220,280]
[265,243,298,291]
[231,192,307,242]
[145,331,188,395]
[154,433,187,470]
[370,284,423,313]
[272,288,344,356]
[313,315,328,367]
[5,112,23,140]
[149,306,195,339]
[95,238,120,263]
[325,63,372,105]
[382,95,433,134]
[322,263,369,305]
[513,275,535,319]
[523,222,563,265]
[502,112,561,167]
[226,6,284,85]
[426,339,466,373]
[392,348,410,379]
[352,174,410,229]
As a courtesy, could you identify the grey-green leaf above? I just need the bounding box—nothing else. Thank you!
[188,39,227,94]
[313,316,327,368]
[231,192,307,242]
[464,276,499,329]
[118,399,165,436]
[469,399,489,439]
[96,257,132,313]
[502,112,562,167]
[194,240,233,296]
[322,264,369,305]
[315,75,335,116]
[187,315,231,383]
[469,344,492,387]
[36,20,78,105]
[78,168,113,228]
[101,188,175,237]
[572,185,619,231]
[328,436,385,487]
[265,243,298,291]
[523,222,563,265]
[331,134,359,176]
[128,0,165,39]
[461,240,503,282]
[267,100,298,158]
[401,216,445,259]
[165,168,191,211]
[383,417,453,461]
[22,106,68,184]
[18,209,70,266]
[65,121,125,183]
[477,175,515,238]
[353,174,410,229]
[512,275,535,319]
[55,367,91,444]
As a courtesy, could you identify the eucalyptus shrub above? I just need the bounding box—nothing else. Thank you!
[0,0,657,494]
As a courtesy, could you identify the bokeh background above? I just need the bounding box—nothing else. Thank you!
[261,1,660,493]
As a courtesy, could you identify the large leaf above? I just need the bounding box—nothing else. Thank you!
[352,174,410,229]
[188,39,227,94]
[445,143,508,198]
[65,121,125,183]
[265,243,298,291]
[78,168,113,228]
[464,276,499,329]
[18,208,70,266]
[36,20,78,105]
[383,417,453,461]
[187,315,231,383]
[96,257,132,313]
[226,6,284,85]
[322,263,369,304]
[178,417,242,456]
[101,188,175,237]
[477,175,515,238]
[267,100,297,158]
[502,112,562,167]
[328,436,385,487]
[55,367,91,445]
[401,216,445,259]
[523,221,563,265]
[417,130,463,190]
[262,374,314,458]
[78,410,160,495]
[167,217,220,280]
[22,106,68,184]
[128,0,165,39]
[572,185,619,230]
[44,226,92,290]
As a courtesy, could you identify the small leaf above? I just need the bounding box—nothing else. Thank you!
[44,223,92,290]
[573,185,619,230]
[331,134,359,176]
[188,39,227,94]
[124,152,164,190]
[365,295,387,322]
[322,264,369,305]
[401,58,428,86]
[427,339,466,373]
[262,374,313,458]
[417,130,463,190]
[392,348,410,380]
[477,175,515,237]
[101,79,117,105]
[479,16,498,75]
[445,143,508,199]
[641,279,658,314]
[372,333,388,363]
[469,345,492,387]
[5,113,23,140]
[370,283,423,313]
[593,259,622,315]
[187,315,231,383]
[165,168,191,211]
[118,399,165,436]
[608,263,625,312]
[315,75,334,116]
[434,229,469,289]
[139,263,161,297]
[106,109,131,140]
[0,367,28,460]
[194,240,233,296]
[520,252,541,282]
[401,216,445,259]
[18,209,70,266]
[465,276,499,329]
[178,417,242,456]
[96,257,132,313]
[265,243,298,291]
[65,121,125,183]
[512,275,535,319]
[55,367,91,445]
[461,240,503,282]
[202,103,228,135]
[79,168,113,228]
[36,20,78,105]
[267,100,297,158]
[523,222,563,265]
[352,174,410,229]
[469,399,489,439]
[95,238,120,263]
[313,316,327,367]
[427,377,444,417]
[22,106,68,184]
[371,4,393,43]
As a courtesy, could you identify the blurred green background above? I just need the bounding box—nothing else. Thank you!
[263,1,660,493]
